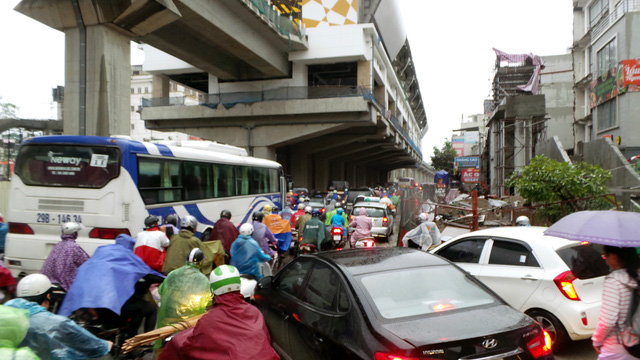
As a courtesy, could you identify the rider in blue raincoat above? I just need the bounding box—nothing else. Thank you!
[230,224,271,280]
[5,274,110,360]
[330,208,347,235]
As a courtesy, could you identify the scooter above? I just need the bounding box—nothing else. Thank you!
[240,261,273,303]
[297,236,319,255]
[330,226,346,250]
[354,237,376,248]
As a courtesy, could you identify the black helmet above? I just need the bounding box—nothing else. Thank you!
[252,211,264,222]
[186,248,205,265]
[220,210,232,219]
[272,206,279,213]
[144,215,160,229]
[311,209,321,217]
[164,214,179,227]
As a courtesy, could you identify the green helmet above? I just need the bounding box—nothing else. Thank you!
[209,265,241,296]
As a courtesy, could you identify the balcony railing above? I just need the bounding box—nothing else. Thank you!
[244,0,305,41]
[592,0,639,41]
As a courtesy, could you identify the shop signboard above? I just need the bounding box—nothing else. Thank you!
[454,156,480,169]
[461,168,480,183]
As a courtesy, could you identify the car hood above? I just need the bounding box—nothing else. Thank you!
[380,304,532,346]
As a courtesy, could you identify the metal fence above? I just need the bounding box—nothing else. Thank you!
[246,0,305,41]
[592,0,640,41]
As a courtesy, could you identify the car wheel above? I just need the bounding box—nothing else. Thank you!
[526,309,568,352]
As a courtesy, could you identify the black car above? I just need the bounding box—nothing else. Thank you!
[254,248,553,360]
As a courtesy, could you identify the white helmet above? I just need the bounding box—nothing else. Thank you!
[516,216,531,226]
[297,203,305,210]
[61,222,83,235]
[181,215,198,229]
[418,213,428,222]
[209,265,241,296]
[304,206,312,214]
[239,223,254,236]
[17,274,52,298]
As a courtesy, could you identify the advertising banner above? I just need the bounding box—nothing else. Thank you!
[591,59,640,108]
[455,156,480,169]
[461,168,480,183]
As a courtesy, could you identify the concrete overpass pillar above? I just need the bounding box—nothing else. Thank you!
[152,75,171,98]
[358,60,372,89]
[64,25,130,136]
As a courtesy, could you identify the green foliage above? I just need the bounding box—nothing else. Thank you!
[0,97,18,119]
[506,155,613,222]
[430,140,457,175]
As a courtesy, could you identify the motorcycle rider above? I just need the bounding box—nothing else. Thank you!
[262,204,272,218]
[349,207,372,248]
[41,222,90,292]
[162,214,180,239]
[230,224,271,280]
[155,248,211,353]
[402,213,441,251]
[5,274,111,360]
[0,304,40,359]
[515,215,531,226]
[159,265,279,360]
[329,208,347,239]
[134,215,170,272]
[296,206,313,235]
[251,212,277,259]
[292,203,305,226]
[302,209,326,251]
[209,210,240,257]
[279,202,295,227]
[325,202,348,226]
[163,215,216,276]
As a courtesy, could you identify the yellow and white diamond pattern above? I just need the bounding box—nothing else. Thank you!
[301,0,358,28]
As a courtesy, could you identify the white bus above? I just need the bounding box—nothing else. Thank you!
[5,135,285,277]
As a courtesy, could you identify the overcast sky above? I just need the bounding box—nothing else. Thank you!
[0,0,573,161]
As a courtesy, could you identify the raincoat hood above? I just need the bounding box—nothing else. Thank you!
[358,207,367,216]
[0,305,30,348]
[61,233,77,241]
[5,299,48,316]
[115,233,136,251]
[609,268,639,289]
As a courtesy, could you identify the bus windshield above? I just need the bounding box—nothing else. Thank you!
[14,144,121,188]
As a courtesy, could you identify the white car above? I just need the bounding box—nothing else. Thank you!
[348,201,394,240]
[430,226,608,352]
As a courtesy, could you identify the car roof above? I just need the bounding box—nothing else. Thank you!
[352,201,386,209]
[315,247,450,276]
[452,226,579,250]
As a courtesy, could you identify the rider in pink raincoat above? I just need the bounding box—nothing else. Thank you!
[349,207,372,248]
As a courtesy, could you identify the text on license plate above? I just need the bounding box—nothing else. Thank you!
[37,213,83,224]
[333,235,341,240]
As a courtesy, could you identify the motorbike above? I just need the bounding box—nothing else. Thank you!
[354,237,376,248]
[297,236,318,255]
[240,260,273,303]
[329,226,346,250]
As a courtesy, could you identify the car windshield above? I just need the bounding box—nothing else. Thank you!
[309,197,324,204]
[358,265,497,319]
[556,242,609,279]
[348,190,373,202]
[353,206,385,217]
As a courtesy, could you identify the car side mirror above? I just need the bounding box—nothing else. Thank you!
[257,276,273,290]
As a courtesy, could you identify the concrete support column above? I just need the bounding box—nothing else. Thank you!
[208,75,219,94]
[357,60,372,89]
[152,75,171,98]
[64,25,130,136]
[514,119,528,173]
[290,150,312,189]
[314,156,330,193]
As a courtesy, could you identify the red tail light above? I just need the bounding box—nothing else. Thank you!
[374,352,421,360]
[349,215,353,220]
[382,217,388,226]
[89,228,131,239]
[364,239,375,247]
[8,222,34,235]
[321,208,325,213]
[332,228,342,235]
[554,270,580,300]
[527,329,552,358]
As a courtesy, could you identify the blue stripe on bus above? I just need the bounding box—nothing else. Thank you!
[183,204,216,226]
[154,144,174,157]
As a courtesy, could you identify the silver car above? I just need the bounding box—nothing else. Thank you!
[348,201,394,240]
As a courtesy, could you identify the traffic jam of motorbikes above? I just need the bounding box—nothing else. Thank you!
[1,181,638,360]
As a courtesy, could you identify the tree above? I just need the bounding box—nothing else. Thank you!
[0,97,18,119]
[430,140,457,175]
[506,155,613,222]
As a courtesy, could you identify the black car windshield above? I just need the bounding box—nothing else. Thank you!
[353,206,385,217]
[358,266,497,319]
[309,197,324,205]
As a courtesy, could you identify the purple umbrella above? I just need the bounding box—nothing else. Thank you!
[544,210,640,247]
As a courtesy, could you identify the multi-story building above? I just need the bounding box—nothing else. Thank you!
[572,0,640,158]
[130,65,202,142]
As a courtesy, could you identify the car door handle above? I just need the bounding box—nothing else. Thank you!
[520,275,539,281]
[313,333,324,344]
[276,305,289,320]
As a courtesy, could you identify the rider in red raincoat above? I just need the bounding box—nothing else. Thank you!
[160,265,279,360]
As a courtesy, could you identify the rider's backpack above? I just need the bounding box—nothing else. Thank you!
[621,286,640,357]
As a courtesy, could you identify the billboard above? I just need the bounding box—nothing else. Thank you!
[591,59,640,108]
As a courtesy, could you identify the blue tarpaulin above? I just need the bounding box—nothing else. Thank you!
[434,170,450,185]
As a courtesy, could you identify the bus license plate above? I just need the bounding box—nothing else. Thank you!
[37,213,83,224]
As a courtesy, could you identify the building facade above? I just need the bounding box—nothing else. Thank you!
[572,0,640,159]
